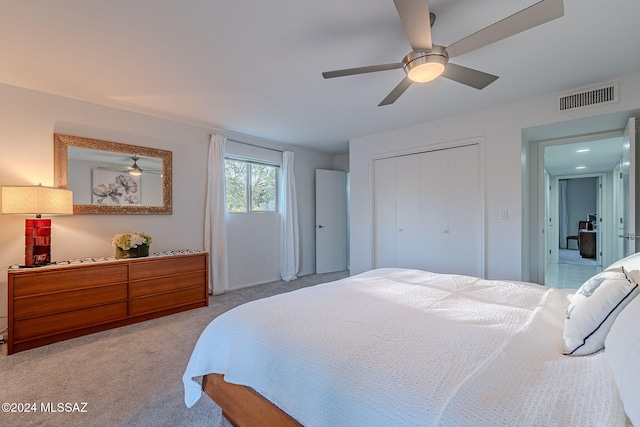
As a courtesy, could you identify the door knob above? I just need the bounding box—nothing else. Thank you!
[317,225,325,229]
[618,233,639,239]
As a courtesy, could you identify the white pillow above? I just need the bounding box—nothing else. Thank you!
[605,252,640,271]
[563,267,640,356]
[605,294,640,426]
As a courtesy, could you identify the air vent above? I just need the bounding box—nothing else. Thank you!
[556,82,619,113]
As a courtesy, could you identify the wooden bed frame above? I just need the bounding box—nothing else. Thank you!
[202,373,302,427]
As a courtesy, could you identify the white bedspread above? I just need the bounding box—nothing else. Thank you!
[183,268,626,426]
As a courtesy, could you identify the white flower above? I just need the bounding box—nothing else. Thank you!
[111,232,152,250]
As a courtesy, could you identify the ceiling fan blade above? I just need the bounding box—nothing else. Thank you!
[96,166,129,172]
[322,63,403,79]
[379,77,413,106]
[441,63,498,90]
[446,0,564,58]
[393,0,433,51]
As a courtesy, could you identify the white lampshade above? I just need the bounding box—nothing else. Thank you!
[1,185,73,216]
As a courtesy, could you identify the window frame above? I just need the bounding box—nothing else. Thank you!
[224,156,280,213]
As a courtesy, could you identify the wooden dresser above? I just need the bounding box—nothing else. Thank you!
[579,230,597,259]
[7,252,208,354]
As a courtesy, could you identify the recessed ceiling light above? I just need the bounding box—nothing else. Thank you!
[576,166,586,169]
[576,149,590,153]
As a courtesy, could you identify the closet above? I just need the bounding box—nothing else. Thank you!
[373,143,482,277]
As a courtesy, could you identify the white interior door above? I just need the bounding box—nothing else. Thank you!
[614,161,624,261]
[620,117,638,257]
[447,144,482,277]
[596,175,603,265]
[374,144,482,276]
[546,172,556,267]
[420,149,449,273]
[373,158,396,267]
[315,169,347,274]
[395,155,421,269]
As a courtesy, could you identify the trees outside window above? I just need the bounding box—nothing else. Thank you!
[225,158,278,212]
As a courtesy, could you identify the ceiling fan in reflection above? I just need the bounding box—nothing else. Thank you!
[97,156,162,176]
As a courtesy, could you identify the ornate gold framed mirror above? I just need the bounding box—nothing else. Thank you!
[54,133,172,214]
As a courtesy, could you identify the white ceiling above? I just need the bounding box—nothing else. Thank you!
[0,0,639,154]
[544,136,623,176]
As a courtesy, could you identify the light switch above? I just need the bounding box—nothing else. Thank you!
[499,208,508,219]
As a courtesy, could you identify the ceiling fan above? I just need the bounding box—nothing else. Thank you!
[322,0,564,106]
[97,156,161,176]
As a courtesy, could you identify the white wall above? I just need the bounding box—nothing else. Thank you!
[0,84,210,260]
[349,72,640,280]
[333,153,349,172]
[224,140,335,289]
[0,83,339,332]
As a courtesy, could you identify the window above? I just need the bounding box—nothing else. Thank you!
[225,158,278,212]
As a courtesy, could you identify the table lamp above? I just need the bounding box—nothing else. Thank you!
[1,184,73,266]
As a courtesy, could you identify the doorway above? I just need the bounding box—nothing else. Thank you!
[525,112,640,286]
[545,175,603,289]
[315,169,348,274]
[542,136,623,288]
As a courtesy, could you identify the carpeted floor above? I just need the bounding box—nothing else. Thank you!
[0,270,349,426]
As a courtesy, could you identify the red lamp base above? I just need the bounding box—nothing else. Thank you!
[25,218,51,266]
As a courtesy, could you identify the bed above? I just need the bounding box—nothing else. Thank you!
[184,263,640,426]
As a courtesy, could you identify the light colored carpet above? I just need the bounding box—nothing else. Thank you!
[0,270,349,426]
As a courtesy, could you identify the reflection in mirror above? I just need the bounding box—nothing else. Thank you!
[68,147,163,206]
[54,134,172,214]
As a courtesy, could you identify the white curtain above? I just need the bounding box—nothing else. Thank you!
[279,151,299,281]
[559,179,568,248]
[205,134,229,294]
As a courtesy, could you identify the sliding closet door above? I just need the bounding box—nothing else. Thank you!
[374,157,397,267]
[374,155,421,268]
[420,149,449,273]
[446,144,482,277]
[374,143,482,276]
[395,155,421,269]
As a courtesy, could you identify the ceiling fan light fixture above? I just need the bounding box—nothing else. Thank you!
[404,47,448,83]
[128,156,143,176]
[407,60,445,83]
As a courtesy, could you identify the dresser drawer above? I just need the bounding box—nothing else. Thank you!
[129,271,206,298]
[7,253,208,354]
[13,302,128,340]
[129,287,206,315]
[130,254,205,280]
[12,264,129,297]
[13,283,128,320]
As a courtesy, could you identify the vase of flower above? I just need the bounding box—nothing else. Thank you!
[115,244,150,259]
[112,232,152,259]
